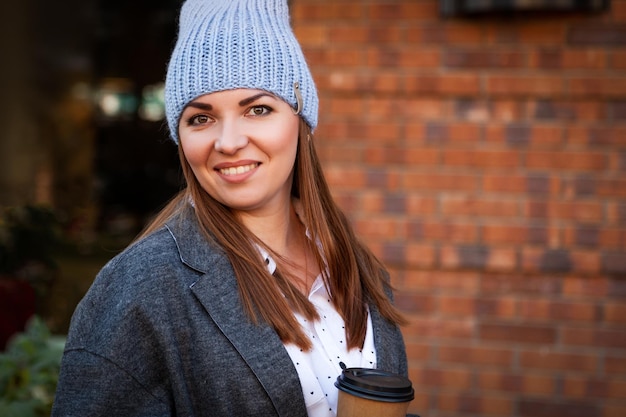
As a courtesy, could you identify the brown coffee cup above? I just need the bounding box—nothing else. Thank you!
[334,367,414,417]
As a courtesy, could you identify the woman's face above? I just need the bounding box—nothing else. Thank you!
[179,89,300,215]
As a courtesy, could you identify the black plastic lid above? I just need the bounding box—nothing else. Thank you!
[334,367,415,403]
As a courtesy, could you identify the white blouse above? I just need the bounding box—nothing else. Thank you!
[262,250,377,417]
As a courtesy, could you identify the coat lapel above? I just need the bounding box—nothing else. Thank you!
[166,208,307,417]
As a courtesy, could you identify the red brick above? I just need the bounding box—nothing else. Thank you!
[402,173,478,192]
[406,73,481,95]
[614,50,626,69]
[518,299,598,322]
[439,295,475,316]
[407,22,485,44]
[454,98,491,121]
[403,98,448,120]
[481,225,527,245]
[477,371,556,395]
[482,174,528,194]
[327,25,368,43]
[443,150,520,169]
[292,3,363,20]
[604,404,626,417]
[324,166,366,189]
[480,323,557,344]
[529,48,608,70]
[402,270,481,293]
[566,125,626,147]
[366,25,403,44]
[323,48,363,67]
[327,97,363,118]
[366,47,440,69]
[605,302,626,324]
[568,23,626,46]
[406,195,438,216]
[597,178,626,198]
[404,243,437,269]
[447,122,483,142]
[440,295,518,318]
[518,22,567,44]
[414,222,479,243]
[444,48,525,68]
[394,293,437,315]
[362,146,406,165]
[519,399,599,417]
[525,125,565,148]
[437,392,513,415]
[606,202,626,225]
[350,122,402,143]
[413,367,473,390]
[523,200,604,222]
[569,77,626,98]
[600,228,626,248]
[526,151,607,171]
[438,345,514,366]
[486,248,518,272]
[481,273,562,296]
[293,23,329,45]
[401,147,441,165]
[518,248,542,273]
[404,341,431,362]
[486,75,565,96]
[400,48,441,68]
[570,250,602,274]
[562,277,610,299]
[530,100,606,122]
[603,251,626,275]
[491,99,527,121]
[441,197,519,218]
[355,217,404,240]
[317,144,363,164]
[402,317,476,340]
[368,2,436,20]
[605,355,626,375]
[562,326,626,349]
[563,376,626,399]
[323,71,402,94]
[520,350,598,372]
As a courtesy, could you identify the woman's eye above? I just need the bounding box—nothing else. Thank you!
[188,114,211,125]
[248,105,271,116]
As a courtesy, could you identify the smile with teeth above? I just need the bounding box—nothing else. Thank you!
[218,163,259,176]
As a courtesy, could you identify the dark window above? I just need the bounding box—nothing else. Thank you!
[441,0,610,16]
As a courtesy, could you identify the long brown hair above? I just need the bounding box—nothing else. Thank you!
[138,118,407,350]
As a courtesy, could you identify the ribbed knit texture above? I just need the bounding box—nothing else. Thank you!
[165,0,318,144]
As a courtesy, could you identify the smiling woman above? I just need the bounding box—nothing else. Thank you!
[51,1,412,417]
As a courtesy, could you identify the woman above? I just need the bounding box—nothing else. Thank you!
[52,0,410,416]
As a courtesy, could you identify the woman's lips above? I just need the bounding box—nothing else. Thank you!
[216,162,260,176]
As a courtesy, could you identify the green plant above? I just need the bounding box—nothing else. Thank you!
[0,316,65,417]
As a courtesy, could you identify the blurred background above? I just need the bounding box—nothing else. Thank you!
[1,0,625,416]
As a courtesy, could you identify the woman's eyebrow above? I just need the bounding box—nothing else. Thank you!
[185,102,213,111]
[239,92,273,107]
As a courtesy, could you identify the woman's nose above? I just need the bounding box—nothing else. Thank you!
[214,120,249,154]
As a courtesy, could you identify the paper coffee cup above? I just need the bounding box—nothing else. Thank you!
[334,367,414,417]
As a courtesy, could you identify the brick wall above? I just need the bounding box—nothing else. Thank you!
[292,1,626,416]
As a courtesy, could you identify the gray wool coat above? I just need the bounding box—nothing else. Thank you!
[51,207,410,417]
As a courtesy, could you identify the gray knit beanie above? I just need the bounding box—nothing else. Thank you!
[165,0,319,144]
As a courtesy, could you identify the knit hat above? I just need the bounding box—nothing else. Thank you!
[164,0,319,144]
